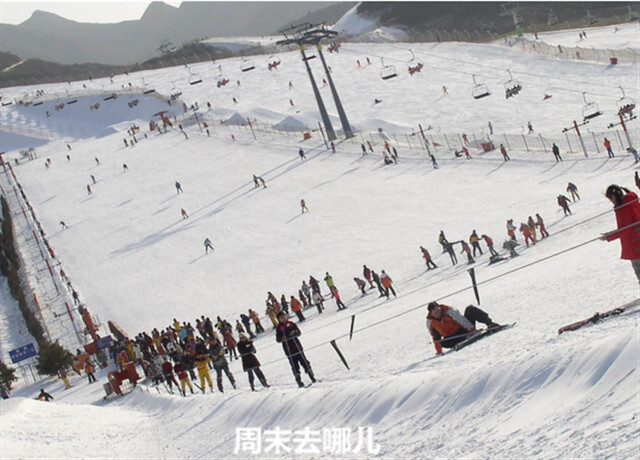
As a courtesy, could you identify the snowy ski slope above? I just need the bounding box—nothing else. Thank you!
[0,21,638,460]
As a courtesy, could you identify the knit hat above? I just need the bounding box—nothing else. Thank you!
[427,301,439,312]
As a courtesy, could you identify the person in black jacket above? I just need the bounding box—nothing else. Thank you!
[237,335,269,391]
[275,312,316,387]
[37,389,54,401]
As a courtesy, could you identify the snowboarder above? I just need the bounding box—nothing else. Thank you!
[536,213,549,238]
[500,144,510,161]
[420,246,437,269]
[557,194,572,216]
[204,238,214,253]
[298,148,306,160]
[275,311,316,387]
[380,270,396,299]
[300,199,309,213]
[237,335,269,391]
[426,301,501,355]
[552,143,562,162]
[600,185,640,283]
[175,181,183,193]
[566,182,580,201]
[603,137,615,158]
[37,389,54,401]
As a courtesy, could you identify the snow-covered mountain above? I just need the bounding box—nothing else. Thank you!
[0,22,638,459]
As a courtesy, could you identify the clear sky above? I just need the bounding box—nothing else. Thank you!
[0,1,181,25]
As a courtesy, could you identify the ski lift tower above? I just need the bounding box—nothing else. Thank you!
[277,23,338,142]
[301,24,354,139]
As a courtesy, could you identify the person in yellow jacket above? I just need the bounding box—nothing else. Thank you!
[195,354,213,393]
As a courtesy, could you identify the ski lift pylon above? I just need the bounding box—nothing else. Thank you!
[407,50,423,75]
[617,86,636,117]
[472,74,491,99]
[504,70,522,99]
[240,58,255,72]
[380,58,398,80]
[582,92,602,120]
[267,55,281,70]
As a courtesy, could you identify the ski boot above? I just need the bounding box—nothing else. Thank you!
[295,376,305,388]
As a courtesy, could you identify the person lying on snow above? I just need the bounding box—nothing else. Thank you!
[426,302,501,355]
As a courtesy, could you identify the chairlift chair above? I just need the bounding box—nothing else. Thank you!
[407,50,423,75]
[267,55,281,70]
[328,43,341,53]
[504,70,522,99]
[617,87,636,117]
[380,58,398,80]
[142,78,155,94]
[67,99,78,104]
[628,6,639,22]
[301,46,316,61]
[188,68,203,86]
[472,75,491,99]
[582,92,602,120]
[240,58,255,72]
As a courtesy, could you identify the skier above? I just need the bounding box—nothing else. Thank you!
[527,216,538,241]
[469,230,483,257]
[249,309,265,333]
[300,199,309,213]
[290,296,306,321]
[175,181,183,193]
[462,133,469,145]
[95,157,101,166]
[488,121,493,134]
[536,213,549,238]
[300,280,312,304]
[426,301,501,355]
[438,230,449,252]
[59,221,68,229]
[420,246,437,269]
[275,311,316,387]
[240,314,255,339]
[311,290,324,314]
[363,265,374,288]
[567,182,580,201]
[600,185,640,283]
[429,153,439,169]
[222,328,238,361]
[603,138,615,158]
[85,360,96,384]
[237,335,270,391]
[253,175,260,188]
[481,234,499,257]
[324,272,335,295]
[123,163,129,172]
[459,241,475,264]
[298,148,306,160]
[552,143,562,162]
[463,146,471,159]
[162,357,181,395]
[331,286,348,310]
[557,194,572,216]
[87,185,92,195]
[194,352,214,393]
[503,239,519,257]
[627,147,639,163]
[367,141,373,153]
[361,143,367,156]
[371,270,386,296]
[181,208,189,219]
[204,238,214,253]
[91,175,96,185]
[506,219,517,241]
[519,222,535,247]
[444,241,458,265]
[174,359,194,395]
[59,366,71,389]
[442,86,448,95]
[354,277,367,295]
[527,121,534,133]
[37,389,54,401]
[380,270,396,299]
[500,144,510,161]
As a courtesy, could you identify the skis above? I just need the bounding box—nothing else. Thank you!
[557,299,640,335]
[453,323,516,352]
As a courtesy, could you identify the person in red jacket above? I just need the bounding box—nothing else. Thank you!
[426,302,500,355]
[601,185,640,283]
[480,234,499,257]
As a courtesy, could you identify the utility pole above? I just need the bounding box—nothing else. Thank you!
[562,119,590,158]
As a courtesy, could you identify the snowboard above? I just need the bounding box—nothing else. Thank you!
[557,299,640,335]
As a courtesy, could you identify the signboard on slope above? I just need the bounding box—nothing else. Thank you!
[8,343,37,363]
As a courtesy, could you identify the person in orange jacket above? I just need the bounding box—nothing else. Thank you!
[290,295,306,322]
[85,360,96,384]
[603,137,614,158]
[380,270,396,299]
[426,302,500,355]
[600,185,640,283]
[519,222,535,247]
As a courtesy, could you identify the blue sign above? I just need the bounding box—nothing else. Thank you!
[9,343,37,363]
[96,335,114,351]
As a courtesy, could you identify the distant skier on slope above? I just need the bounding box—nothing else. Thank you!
[204,238,214,254]
[426,301,501,355]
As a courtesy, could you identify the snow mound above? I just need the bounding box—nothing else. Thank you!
[223,112,247,126]
[350,118,414,134]
[273,115,309,132]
